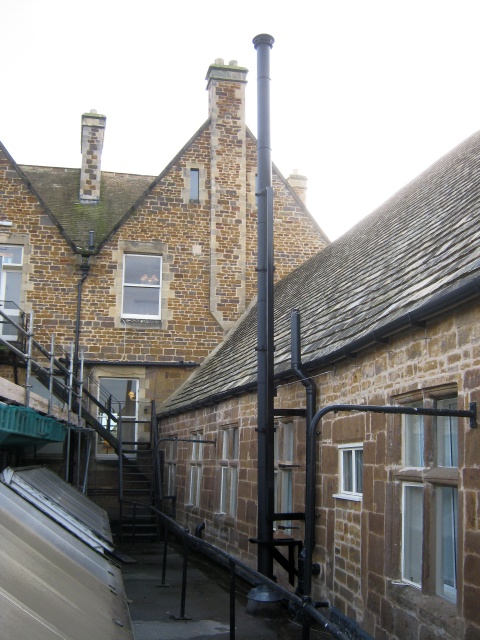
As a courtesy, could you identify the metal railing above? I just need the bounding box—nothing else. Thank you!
[120,499,351,640]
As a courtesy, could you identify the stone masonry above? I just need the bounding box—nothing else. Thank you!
[158,301,480,640]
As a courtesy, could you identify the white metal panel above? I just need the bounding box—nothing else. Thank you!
[0,465,113,553]
[0,483,133,640]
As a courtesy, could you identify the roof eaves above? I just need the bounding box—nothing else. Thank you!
[157,273,480,420]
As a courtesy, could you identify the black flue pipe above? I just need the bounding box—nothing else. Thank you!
[253,32,275,579]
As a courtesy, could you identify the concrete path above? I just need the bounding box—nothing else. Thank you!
[120,542,331,640]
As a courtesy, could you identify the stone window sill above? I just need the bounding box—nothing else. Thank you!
[333,493,362,502]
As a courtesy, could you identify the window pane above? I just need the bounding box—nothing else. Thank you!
[283,423,294,461]
[124,254,161,285]
[190,169,199,200]
[123,286,160,317]
[436,398,458,467]
[229,467,238,516]
[0,246,23,265]
[436,487,457,602]
[403,484,423,586]
[99,378,137,418]
[355,449,363,494]
[343,450,353,492]
[232,428,239,459]
[404,407,424,467]
[4,271,21,308]
[220,466,228,513]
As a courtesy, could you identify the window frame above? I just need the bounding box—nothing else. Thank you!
[187,431,203,508]
[0,245,24,340]
[189,168,200,202]
[274,422,295,530]
[218,427,239,517]
[397,391,459,603]
[165,438,178,497]
[122,253,162,320]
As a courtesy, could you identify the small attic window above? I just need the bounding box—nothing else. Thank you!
[190,169,200,201]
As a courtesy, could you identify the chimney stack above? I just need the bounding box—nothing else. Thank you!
[206,59,249,331]
[287,169,308,205]
[79,109,106,203]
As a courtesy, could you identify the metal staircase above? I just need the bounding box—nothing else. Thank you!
[117,408,161,542]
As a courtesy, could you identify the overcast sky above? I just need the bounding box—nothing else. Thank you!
[2,1,480,240]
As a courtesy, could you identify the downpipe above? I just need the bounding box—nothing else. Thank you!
[290,309,317,597]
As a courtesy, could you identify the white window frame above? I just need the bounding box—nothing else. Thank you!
[274,422,295,530]
[187,432,203,508]
[219,427,239,517]
[0,245,23,340]
[122,253,162,320]
[334,443,363,501]
[402,482,424,588]
[165,439,177,497]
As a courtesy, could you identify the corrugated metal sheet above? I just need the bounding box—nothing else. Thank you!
[0,465,113,553]
[0,403,67,447]
[0,482,134,640]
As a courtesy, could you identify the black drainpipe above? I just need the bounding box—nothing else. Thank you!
[253,33,275,581]
[290,309,316,596]
[74,231,94,376]
[70,233,94,484]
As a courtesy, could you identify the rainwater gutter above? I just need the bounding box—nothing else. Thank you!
[83,360,198,368]
[301,275,480,372]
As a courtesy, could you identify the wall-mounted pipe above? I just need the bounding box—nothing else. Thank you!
[290,309,316,596]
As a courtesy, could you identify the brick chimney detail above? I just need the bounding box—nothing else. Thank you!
[287,169,308,205]
[206,60,248,331]
[79,110,106,203]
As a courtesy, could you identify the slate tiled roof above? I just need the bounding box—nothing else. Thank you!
[159,131,480,416]
[20,165,155,250]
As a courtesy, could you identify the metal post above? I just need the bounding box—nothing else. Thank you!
[253,32,275,580]
[76,351,85,490]
[179,537,189,619]
[229,558,236,640]
[48,334,55,415]
[24,310,34,408]
[161,524,169,586]
[65,343,75,483]
[82,431,92,494]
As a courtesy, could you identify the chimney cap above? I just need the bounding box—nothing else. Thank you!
[81,109,106,120]
[206,59,248,86]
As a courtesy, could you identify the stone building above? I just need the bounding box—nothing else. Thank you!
[0,58,327,464]
[156,131,480,639]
